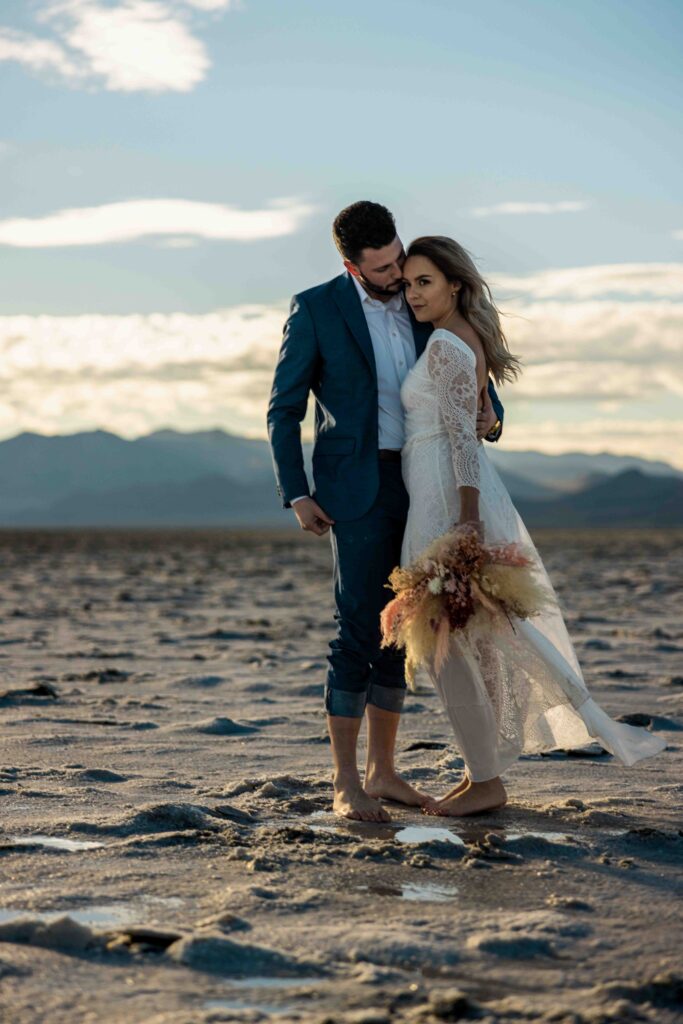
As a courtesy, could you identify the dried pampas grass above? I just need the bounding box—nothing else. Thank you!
[380,526,555,686]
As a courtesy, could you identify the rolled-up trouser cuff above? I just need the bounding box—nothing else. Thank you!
[367,681,406,713]
[325,685,368,718]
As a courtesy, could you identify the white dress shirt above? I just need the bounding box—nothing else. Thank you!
[291,276,416,505]
[351,274,416,449]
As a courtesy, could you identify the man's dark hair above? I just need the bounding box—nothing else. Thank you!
[333,201,397,264]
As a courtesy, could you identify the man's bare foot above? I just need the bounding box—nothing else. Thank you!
[333,784,391,822]
[429,777,507,817]
[365,770,432,808]
[422,774,469,815]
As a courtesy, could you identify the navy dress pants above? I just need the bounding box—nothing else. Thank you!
[324,460,409,718]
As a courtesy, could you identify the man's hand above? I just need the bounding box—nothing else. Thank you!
[292,497,335,536]
[477,388,498,440]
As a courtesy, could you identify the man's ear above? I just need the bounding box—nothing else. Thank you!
[343,259,360,278]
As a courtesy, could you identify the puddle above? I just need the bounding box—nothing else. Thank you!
[307,814,466,848]
[0,904,135,927]
[204,999,292,1015]
[204,978,319,1017]
[308,823,337,836]
[0,897,183,928]
[213,978,318,990]
[362,881,458,902]
[304,815,618,851]
[504,831,573,844]
[308,819,397,842]
[7,835,105,852]
[394,825,466,847]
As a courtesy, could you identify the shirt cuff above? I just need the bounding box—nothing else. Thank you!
[290,496,309,505]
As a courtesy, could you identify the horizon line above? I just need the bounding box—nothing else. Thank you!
[1,425,681,472]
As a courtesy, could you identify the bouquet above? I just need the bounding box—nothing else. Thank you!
[380,525,555,686]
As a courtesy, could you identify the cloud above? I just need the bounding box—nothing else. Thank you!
[491,262,683,301]
[498,418,683,466]
[0,0,234,93]
[0,27,80,78]
[44,0,207,92]
[0,304,285,440]
[0,197,316,247]
[156,236,200,248]
[511,360,683,401]
[0,262,681,467]
[471,201,589,218]
[0,304,284,375]
[499,300,683,365]
[673,230,683,241]
[489,264,683,407]
[180,0,237,9]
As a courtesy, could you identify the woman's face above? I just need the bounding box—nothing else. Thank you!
[403,254,459,323]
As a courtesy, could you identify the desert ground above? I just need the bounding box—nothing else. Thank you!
[0,527,681,1024]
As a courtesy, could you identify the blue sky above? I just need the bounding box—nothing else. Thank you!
[0,0,682,464]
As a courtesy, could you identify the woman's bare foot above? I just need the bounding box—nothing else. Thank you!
[332,783,391,822]
[365,769,432,807]
[430,776,507,817]
[422,774,470,815]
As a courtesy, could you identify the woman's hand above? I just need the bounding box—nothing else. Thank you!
[458,518,485,541]
[457,487,481,538]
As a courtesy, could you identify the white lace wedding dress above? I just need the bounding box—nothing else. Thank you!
[400,328,666,781]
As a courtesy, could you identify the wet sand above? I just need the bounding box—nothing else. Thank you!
[0,528,681,1024]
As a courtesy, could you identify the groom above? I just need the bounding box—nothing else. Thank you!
[268,201,504,821]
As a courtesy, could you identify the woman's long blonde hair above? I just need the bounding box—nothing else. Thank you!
[407,236,522,385]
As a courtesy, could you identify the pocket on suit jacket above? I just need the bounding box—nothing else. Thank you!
[314,436,356,456]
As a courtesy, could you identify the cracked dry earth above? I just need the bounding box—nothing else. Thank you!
[0,528,682,1024]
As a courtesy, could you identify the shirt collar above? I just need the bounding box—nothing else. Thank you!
[351,273,405,313]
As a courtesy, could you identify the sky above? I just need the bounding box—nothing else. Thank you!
[1,0,682,465]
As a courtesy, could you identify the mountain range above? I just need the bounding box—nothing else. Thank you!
[1,429,681,528]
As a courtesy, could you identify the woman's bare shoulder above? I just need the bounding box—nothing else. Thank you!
[453,324,487,380]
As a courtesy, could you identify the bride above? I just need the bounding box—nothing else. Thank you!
[399,236,667,816]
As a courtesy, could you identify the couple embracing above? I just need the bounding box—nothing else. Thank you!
[268,201,665,823]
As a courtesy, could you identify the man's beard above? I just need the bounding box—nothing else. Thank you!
[355,270,404,299]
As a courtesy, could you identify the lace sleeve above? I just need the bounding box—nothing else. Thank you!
[427,335,480,490]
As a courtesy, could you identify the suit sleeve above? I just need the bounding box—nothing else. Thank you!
[267,294,319,509]
[485,378,505,443]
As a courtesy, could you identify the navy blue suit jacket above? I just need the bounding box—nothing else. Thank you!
[267,272,504,522]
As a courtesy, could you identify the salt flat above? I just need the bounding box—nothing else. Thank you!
[0,528,681,1024]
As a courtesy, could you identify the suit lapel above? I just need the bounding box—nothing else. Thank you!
[332,272,431,371]
[333,273,377,379]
